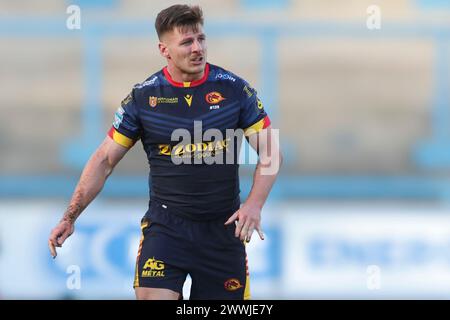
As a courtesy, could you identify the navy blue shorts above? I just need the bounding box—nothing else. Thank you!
[133,201,250,300]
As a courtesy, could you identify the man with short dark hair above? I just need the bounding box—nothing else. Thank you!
[48,4,282,300]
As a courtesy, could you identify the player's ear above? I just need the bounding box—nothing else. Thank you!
[158,42,170,59]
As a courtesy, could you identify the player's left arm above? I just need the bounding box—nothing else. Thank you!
[225,125,282,242]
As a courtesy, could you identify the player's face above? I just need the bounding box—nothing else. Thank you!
[159,24,207,79]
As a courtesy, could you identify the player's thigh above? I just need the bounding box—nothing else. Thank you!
[135,287,180,300]
[190,223,249,299]
[134,216,188,295]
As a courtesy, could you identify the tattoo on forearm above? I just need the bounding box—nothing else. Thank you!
[61,163,104,224]
[62,191,84,224]
[62,203,81,224]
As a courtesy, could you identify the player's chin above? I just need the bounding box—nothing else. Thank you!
[187,61,206,73]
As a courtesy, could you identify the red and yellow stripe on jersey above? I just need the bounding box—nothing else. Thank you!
[108,127,136,148]
[244,115,271,137]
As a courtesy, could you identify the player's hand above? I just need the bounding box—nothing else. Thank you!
[224,203,264,243]
[48,220,75,259]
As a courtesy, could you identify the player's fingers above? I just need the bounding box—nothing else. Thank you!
[234,217,246,238]
[246,225,255,243]
[224,211,239,225]
[241,220,254,242]
[256,225,265,240]
[49,229,62,247]
[48,239,57,258]
[57,230,70,246]
[49,233,57,245]
[239,220,251,241]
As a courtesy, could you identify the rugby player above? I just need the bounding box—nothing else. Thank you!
[48,4,282,300]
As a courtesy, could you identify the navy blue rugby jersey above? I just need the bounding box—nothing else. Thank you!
[108,63,271,220]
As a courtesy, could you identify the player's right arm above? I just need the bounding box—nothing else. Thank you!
[48,136,130,258]
[49,87,142,258]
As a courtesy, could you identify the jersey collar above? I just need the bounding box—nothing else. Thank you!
[163,63,210,88]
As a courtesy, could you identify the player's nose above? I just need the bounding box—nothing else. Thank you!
[191,39,203,53]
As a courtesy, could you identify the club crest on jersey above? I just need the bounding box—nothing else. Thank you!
[205,92,225,104]
[149,96,158,108]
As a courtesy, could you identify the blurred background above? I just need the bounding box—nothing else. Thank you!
[1,0,450,299]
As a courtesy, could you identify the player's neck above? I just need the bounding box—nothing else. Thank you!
[166,64,205,83]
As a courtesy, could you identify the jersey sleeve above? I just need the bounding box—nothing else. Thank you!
[237,82,271,136]
[107,88,142,148]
